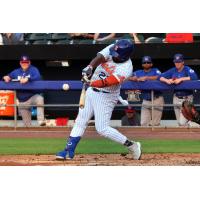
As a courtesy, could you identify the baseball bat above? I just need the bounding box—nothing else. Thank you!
[79,83,86,109]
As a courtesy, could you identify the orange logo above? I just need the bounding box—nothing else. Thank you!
[101,63,116,74]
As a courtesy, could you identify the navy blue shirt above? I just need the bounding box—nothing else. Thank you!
[8,65,42,102]
[133,68,162,100]
[159,65,198,97]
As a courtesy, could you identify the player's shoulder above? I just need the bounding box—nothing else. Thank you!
[169,67,176,72]
[29,65,39,70]
[13,67,21,73]
[184,65,192,70]
[152,67,159,71]
[152,67,161,73]
[184,65,195,73]
[134,69,143,74]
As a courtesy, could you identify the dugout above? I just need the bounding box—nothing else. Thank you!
[0,43,200,121]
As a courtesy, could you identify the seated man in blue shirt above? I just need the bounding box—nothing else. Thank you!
[129,56,164,126]
[159,53,198,126]
[3,55,46,127]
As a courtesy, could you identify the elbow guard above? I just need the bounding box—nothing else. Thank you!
[90,75,120,88]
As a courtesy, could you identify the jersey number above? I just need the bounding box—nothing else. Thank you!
[99,72,107,80]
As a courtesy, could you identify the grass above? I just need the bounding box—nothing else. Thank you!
[0,138,200,155]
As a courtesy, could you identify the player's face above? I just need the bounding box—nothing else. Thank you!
[112,56,125,63]
[174,62,184,71]
[126,112,134,118]
[20,61,30,71]
[142,62,152,70]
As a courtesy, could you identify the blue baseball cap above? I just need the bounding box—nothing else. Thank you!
[173,53,184,63]
[20,55,30,63]
[142,56,152,63]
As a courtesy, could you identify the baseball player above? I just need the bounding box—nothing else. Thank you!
[3,55,46,127]
[56,39,142,160]
[129,56,164,126]
[159,53,198,126]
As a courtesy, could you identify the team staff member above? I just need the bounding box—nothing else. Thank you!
[56,39,142,160]
[121,106,140,126]
[3,55,46,127]
[129,56,164,126]
[159,53,198,126]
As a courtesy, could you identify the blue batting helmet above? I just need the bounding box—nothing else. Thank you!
[109,39,134,62]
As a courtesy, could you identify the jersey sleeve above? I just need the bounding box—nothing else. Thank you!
[98,44,113,60]
[8,69,18,79]
[132,70,140,77]
[159,68,174,79]
[29,67,41,81]
[186,67,198,80]
[154,68,162,75]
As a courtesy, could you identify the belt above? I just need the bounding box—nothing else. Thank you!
[92,88,110,94]
[176,96,187,99]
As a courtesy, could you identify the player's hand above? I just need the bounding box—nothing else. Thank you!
[137,76,147,82]
[165,79,174,85]
[173,78,182,85]
[81,75,91,85]
[3,76,11,82]
[20,77,29,84]
[129,76,138,81]
[82,65,93,77]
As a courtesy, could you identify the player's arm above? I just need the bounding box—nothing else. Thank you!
[82,54,106,77]
[137,75,158,81]
[129,76,138,81]
[3,69,17,82]
[90,74,121,88]
[129,71,138,81]
[89,53,106,68]
[174,68,198,84]
[159,69,174,84]
[29,68,41,81]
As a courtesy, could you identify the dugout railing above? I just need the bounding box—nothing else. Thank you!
[0,80,200,129]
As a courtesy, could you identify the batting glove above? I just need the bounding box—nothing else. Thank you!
[82,65,93,77]
[81,75,91,85]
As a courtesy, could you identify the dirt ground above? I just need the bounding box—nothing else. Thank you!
[1,153,200,166]
[0,127,200,166]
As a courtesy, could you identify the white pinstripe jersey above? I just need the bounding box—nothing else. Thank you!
[91,44,133,94]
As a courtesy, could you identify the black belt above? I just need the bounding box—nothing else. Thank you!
[176,96,187,99]
[92,88,110,94]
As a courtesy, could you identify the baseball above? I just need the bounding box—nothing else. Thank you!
[62,83,70,91]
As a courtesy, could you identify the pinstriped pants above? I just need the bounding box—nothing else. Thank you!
[18,94,45,127]
[70,87,128,144]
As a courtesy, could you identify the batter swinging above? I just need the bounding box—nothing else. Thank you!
[56,39,142,160]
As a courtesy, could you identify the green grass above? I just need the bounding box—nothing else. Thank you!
[0,138,200,155]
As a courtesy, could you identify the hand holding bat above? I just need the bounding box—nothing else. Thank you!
[79,75,91,109]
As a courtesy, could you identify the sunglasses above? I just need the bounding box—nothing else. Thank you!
[143,62,152,64]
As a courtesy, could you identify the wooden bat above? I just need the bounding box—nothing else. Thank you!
[79,83,86,109]
[79,75,90,109]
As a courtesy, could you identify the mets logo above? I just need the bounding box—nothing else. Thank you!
[0,95,9,110]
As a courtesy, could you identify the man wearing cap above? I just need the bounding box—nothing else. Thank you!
[3,55,46,127]
[159,53,198,126]
[121,106,140,126]
[129,56,164,126]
